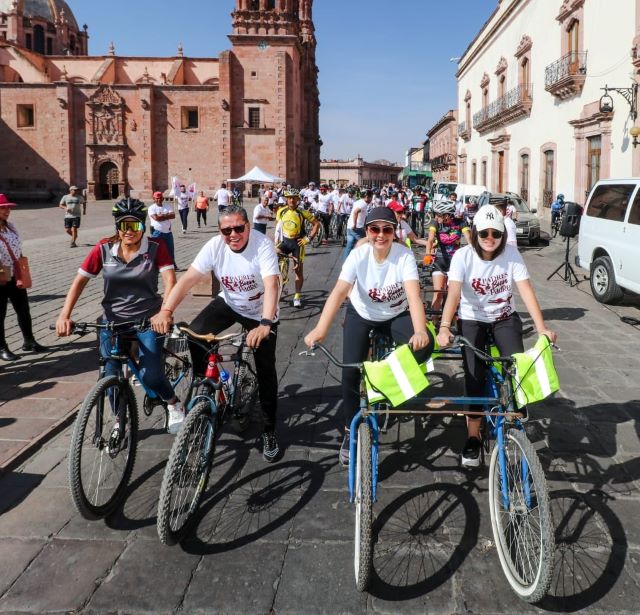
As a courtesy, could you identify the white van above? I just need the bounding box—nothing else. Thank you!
[454,183,488,204]
[576,178,640,303]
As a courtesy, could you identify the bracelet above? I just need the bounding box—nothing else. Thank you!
[160,307,174,314]
[440,321,451,327]
[439,324,451,330]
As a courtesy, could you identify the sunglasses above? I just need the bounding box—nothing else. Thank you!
[220,223,247,236]
[117,220,144,232]
[367,225,395,236]
[478,229,504,240]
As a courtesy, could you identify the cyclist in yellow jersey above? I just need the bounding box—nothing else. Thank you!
[276,189,320,308]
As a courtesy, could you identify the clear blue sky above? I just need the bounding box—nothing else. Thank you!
[73,0,497,164]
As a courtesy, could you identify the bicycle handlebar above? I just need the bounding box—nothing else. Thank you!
[176,325,243,345]
[49,319,150,335]
[299,343,362,370]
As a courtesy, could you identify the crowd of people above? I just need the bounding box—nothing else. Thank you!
[1,179,558,469]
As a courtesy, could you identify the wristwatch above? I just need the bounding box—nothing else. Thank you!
[260,318,275,327]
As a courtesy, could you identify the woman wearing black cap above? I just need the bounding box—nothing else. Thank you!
[305,207,434,465]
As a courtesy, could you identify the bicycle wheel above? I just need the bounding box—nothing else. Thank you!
[341,221,347,247]
[279,256,290,296]
[313,223,324,247]
[68,376,138,520]
[164,336,193,406]
[354,421,373,592]
[329,214,338,240]
[232,348,259,433]
[489,428,554,603]
[551,221,559,238]
[157,400,215,545]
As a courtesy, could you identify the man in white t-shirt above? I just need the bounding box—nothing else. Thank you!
[151,205,282,462]
[301,182,320,209]
[176,184,191,234]
[316,183,335,245]
[214,183,233,218]
[343,189,372,260]
[148,191,177,267]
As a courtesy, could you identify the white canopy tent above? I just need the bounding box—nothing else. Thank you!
[228,166,285,184]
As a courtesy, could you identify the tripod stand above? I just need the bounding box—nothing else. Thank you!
[547,235,580,286]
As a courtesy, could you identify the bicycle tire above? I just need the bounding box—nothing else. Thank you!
[329,214,338,240]
[231,348,259,433]
[279,256,290,296]
[157,400,215,545]
[68,376,138,520]
[341,223,347,247]
[354,421,373,592]
[164,338,194,407]
[489,428,554,603]
[313,223,324,247]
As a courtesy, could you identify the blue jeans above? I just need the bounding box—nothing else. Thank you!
[100,328,175,408]
[342,228,365,261]
[150,230,175,265]
[179,208,189,231]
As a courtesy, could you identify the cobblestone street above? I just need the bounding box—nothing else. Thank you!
[1,202,640,614]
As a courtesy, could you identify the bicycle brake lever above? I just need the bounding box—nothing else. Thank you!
[298,349,316,357]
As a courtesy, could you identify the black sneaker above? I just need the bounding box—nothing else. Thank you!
[262,431,280,463]
[339,430,350,467]
[461,436,481,468]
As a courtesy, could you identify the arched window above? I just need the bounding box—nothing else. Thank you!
[543,149,555,207]
[520,58,530,93]
[499,75,506,98]
[482,88,489,108]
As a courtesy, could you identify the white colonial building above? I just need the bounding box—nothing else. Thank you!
[456,0,640,216]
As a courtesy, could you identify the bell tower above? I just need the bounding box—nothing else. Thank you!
[225,0,320,185]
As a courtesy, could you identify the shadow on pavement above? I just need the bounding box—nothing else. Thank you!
[542,307,589,322]
[182,458,325,555]
[542,489,626,613]
[0,471,44,515]
[369,482,479,601]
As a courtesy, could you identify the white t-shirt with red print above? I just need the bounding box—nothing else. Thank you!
[191,231,279,320]
[339,242,419,322]
[448,245,529,323]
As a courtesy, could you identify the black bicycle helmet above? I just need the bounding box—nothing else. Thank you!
[365,207,397,227]
[112,198,148,223]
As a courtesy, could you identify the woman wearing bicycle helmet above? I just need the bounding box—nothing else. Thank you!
[424,200,471,316]
[435,206,556,467]
[305,207,434,466]
[55,199,184,434]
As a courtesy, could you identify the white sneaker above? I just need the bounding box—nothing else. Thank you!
[293,296,302,308]
[167,401,185,435]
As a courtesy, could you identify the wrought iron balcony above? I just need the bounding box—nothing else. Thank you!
[458,121,470,141]
[472,84,533,134]
[545,51,587,99]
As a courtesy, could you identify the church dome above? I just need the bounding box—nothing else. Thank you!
[0,0,80,31]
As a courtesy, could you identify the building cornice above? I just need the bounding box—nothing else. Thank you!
[426,110,457,138]
[557,0,585,23]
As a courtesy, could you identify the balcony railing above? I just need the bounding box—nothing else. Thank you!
[545,51,587,99]
[472,84,533,134]
[458,121,470,141]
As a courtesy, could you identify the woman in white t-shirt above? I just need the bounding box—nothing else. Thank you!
[435,206,556,468]
[305,207,434,466]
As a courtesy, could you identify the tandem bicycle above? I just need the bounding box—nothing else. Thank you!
[301,336,555,603]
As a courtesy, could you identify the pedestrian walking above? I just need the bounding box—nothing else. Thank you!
[195,190,209,228]
[176,184,191,233]
[148,191,177,268]
[59,185,86,248]
[0,194,49,362]
[214,183,232,220]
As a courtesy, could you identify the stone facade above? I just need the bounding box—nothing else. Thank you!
[320,156,402,188]
[456,0,640,213]
[426,109,458,184]
[0,0,320,200]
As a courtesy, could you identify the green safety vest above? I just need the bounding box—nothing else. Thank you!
[511,335,560,408]
[364,344,429,406]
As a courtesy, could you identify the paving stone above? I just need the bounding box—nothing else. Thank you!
[273,542,367,615]
[87,539,200,613]
[0,538,124,613]
[182,541,287,614]
[0,486,73,538]
[290,488,354,542]
[0,537,45,595]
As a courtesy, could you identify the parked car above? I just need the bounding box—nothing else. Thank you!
[476,191,541,245]
[576,178,640,304]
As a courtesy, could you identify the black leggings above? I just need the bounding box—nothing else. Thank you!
[189,296,278,431]
[317,212,331,238]
[459,314,524,397]
[342,304,434,429]
[0,277,34,348]
[196,209,207,226]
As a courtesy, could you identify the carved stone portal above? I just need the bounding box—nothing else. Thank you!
[87,85,126,146]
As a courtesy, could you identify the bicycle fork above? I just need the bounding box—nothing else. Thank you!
[496,418,533,511]
[348,410,380,503]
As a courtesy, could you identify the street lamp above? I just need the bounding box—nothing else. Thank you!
[630,125,640,148]
[599,83,638,119]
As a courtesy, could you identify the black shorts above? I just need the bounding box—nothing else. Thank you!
[278,237,304,262]
[432,255,450,276]
[64,217,81,229]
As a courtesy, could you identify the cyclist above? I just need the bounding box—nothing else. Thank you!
[55,198,184,433]
[387,201,428,247]
[424,200,471,316]
[335,187,353,241]
[435,206,556,467]
[151,205,283,462]
[315,183,335,245]
[305,207,434,465]
[551,193,565,228]
[276,189,320,308]
[343,188,372,261]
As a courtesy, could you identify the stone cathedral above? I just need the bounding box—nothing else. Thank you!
[0,0,320,200]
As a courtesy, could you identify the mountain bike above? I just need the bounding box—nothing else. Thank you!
[278,252,299,301]
[551,210,564,238]
[302,336,555,602]
[156,326,259,545]
[65,320,193,520]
